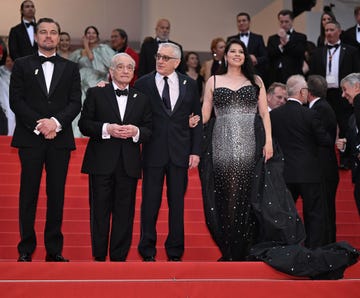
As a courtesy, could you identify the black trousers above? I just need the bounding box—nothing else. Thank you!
[286,182,327,248]
[138,163,188,259]
[89,157,138,261]
[17,143,70,256]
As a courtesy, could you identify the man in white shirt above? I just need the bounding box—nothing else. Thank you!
[8,0,38,60]
[10,17,81,262]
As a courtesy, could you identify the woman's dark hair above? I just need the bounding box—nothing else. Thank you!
[84,25,99,37]
[185,51,201,73]
[319,11,337,40]
[114,28,128,48]
[217,39,258,89]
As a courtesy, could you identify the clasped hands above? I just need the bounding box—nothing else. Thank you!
[107,123,138,139]
[36,118,57,139]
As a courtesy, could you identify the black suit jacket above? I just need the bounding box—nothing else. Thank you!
[311,98,339,181]
[342,26,360,53]
[267,31,306,83]
[138,37,185,77]
[134,71,202,167]
[227,32,268,76]
[309,43,360,81]
[270,100,332,183]
[79,85,152,178]
[10,54,81,150]
[8,22,38,60]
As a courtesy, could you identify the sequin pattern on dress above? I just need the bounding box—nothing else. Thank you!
[212,85,258,260]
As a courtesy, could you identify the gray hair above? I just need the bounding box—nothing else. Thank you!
[110,52,136,69]
[286,75,307,97]
[340,73,360,87]
[158,42,181,59]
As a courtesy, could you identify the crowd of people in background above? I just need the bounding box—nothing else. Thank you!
[1,0,360,273]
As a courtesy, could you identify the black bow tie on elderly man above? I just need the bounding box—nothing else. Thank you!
[240,33,249,37]
[115,89,128,96]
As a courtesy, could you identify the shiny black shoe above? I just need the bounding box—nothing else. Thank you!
[168,257,181,262]
[45,254,69,262]
[94,257,106,262]
[143,256,156,262]
[17,253,32,262]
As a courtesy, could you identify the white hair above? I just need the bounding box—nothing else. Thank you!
[158,42,181,59]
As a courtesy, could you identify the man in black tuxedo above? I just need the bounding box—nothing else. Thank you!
[134,43,202,261]
[79,53,152,262]
[267,9,307,85]
[307,75,339,243]
[10,18,81,262]
[309,21,360,168]
[270,75,332,248]
[337,73,360,216]
[342,6,360,55]
[138,18,185,77]
[227,12,268,84]
[8,0,38,60]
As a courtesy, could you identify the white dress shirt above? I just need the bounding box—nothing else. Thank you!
[155,71,179,111]
[34,51,61,135]
[326,42,341,88]
[23,19,35,46]
[102,82,139,142]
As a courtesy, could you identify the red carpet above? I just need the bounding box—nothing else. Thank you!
[0,136,360,297]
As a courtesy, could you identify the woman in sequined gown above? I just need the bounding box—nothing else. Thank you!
[201,39,273,261]
[199,39,358,278]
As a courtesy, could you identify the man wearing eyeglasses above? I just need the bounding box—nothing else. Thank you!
[79,53,152,262]
[138,18,185,77]
[134,43,202,262]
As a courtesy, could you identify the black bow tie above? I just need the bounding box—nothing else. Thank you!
[157,40,168,44]
[25,21,36,28]
[115,89,128,97]
[327,44,340,50]
[240,33,249,37]
[357,27,360,32]
[39,56,57,64]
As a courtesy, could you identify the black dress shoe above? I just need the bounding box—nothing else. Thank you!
[143,256,156,262]
[45,254,69,262]
[94,257,106,262]
[168,257,181,262]
[18,253,32,262]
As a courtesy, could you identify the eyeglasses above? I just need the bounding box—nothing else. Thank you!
[114,64,134,72]
[300,87,308,92]
[154,54,178,62]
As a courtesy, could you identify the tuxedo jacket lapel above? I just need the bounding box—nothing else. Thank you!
[172,74,187,114]
[104,85,122,122]
[339,45,346,71]
[48,57,66,97]
[30,57,48,96]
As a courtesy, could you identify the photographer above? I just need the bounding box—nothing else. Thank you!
[336,73,360,215]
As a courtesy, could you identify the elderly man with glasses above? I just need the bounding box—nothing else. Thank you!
[79,53,152,262]
[134,42,202,262]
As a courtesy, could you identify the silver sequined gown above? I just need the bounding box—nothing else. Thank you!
[212,85,258,260]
